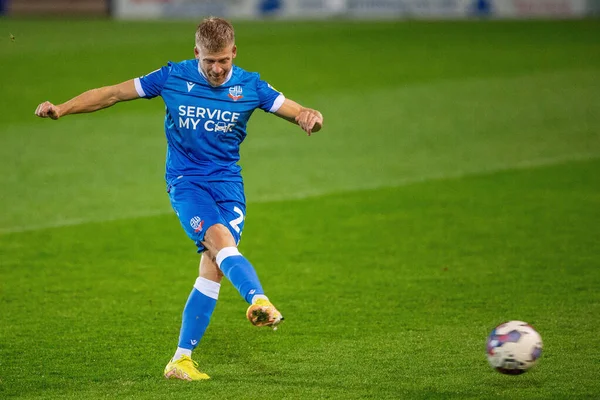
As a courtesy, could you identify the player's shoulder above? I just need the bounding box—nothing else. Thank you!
[167,59,197,73]
[232,65,262,84]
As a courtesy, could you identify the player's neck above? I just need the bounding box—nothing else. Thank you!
[197,61,234,87]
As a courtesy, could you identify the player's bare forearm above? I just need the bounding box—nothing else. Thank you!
[35,80,139,120]
[274,98,323,136]
[59,84,132,115]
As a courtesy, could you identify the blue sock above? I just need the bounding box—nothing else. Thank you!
[216,247,264,304]
[177,277,220,351]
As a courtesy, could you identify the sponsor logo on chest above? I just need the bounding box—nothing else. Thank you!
[178,105,241,133]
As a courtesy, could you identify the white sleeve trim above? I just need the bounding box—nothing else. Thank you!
[134,77,146,98]
[216,246,241,267]
[194,277,221,300]
[269,94,285,113]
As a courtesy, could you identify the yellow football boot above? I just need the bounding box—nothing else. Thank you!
[164,355,210,381]
[246,298,284,330]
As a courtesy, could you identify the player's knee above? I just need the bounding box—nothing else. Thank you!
[203,223,237,254]
[199,252,224,282]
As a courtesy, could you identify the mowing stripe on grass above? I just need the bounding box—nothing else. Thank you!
[1,152,596,235]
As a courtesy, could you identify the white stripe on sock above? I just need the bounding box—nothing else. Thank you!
[173,347,192,361]
[194,277,221,300]
[251,294,269,304]
[215,246,241,267]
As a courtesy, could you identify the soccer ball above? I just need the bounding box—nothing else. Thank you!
[486,320,543,375]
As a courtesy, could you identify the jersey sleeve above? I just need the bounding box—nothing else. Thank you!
[256,77,285,113]
[134,63,172,99]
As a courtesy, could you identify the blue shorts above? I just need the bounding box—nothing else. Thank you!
[167,177,246,253]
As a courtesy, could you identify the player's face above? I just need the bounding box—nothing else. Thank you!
[195,43,237,87]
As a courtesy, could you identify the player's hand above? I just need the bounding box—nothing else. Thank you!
[295,108,323,136]
[35,101,61,120]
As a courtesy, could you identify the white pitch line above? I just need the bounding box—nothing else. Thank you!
[0,152,597,235]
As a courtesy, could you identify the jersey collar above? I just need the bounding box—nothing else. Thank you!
[197,60,234,87]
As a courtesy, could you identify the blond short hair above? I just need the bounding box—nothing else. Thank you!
[195,17,235,52]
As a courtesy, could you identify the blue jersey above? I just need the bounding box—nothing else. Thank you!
[134,60,284,183]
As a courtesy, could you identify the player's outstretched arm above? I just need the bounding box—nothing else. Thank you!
[34,79,140,120]
[274,98,323,136]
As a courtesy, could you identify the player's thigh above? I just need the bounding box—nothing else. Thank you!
[167,179,225,251]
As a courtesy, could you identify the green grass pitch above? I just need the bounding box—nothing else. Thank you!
[1,18,599,399]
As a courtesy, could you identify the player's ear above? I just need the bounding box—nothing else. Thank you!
[194,46,200,59]
[232,45,237,59]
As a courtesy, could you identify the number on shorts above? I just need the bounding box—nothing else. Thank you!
[229,206,244,233]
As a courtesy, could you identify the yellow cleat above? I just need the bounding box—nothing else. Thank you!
[246,299,284,330]
[164,355,210,381]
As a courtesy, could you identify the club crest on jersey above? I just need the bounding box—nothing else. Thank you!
[228,85,243,101]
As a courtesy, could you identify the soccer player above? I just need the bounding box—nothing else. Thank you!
[34,17,323,381]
